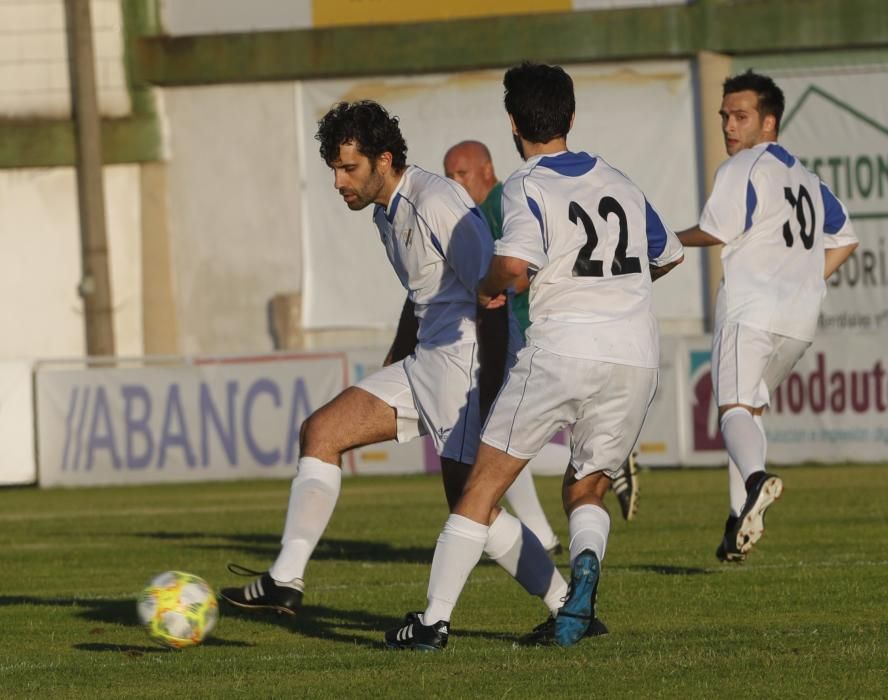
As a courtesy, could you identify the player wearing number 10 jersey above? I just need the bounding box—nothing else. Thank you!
[385,62,683,650]
[678,71,858,563]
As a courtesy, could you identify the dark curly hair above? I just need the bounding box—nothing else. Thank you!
[723,70,785,135]
[315,100,408,170]
[504,62,575,143]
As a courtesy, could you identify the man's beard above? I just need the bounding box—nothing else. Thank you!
[343,166,384,210]
[512,133,526,160]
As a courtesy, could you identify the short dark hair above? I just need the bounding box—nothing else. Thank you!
[503,62,575,143]
[723,70,785,133]
[315,100,408,170]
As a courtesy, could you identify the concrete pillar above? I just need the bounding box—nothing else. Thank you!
[695,50,733,330]
[140,162,179,354]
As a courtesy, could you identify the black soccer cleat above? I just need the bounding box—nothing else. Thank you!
[611,452,639,521]
[715,514,745,563]
[733,472,784,556]
[220,564,303,615]
[547,540,564,557]
[385,612,449,651]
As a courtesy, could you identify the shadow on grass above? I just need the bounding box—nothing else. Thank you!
[131,531,436,565]
[618,564,713,576]
[73,636,252,655]
[0,595,253,652]
[220,601,517,648]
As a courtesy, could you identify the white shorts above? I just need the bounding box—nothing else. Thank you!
[711,322,810,408]
[481,346,657,480]
[356,341,481,464]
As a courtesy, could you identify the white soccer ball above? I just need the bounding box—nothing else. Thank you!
[137,571,219,648]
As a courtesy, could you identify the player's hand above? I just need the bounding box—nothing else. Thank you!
[479,292,507,309]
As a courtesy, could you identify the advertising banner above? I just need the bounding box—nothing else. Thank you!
[776,66,888,334]
[0,361,36,485]
[682,334,887,465]
[36,354,348,487]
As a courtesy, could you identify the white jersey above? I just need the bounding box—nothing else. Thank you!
[496,151,683,368]
[700,141,858,341]
[373,166,493,346]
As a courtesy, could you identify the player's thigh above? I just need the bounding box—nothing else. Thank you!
[713,323,811,408]
[761,335,811,395]
[302,385,397,453]
[482,346,581,460]
[407,342,482,464]
[571,363,658,480]
[712,322,775,408]
[350,360,421,441]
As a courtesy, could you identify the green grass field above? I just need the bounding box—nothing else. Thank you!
[1,465,886,698]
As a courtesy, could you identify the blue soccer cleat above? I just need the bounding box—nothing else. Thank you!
[554,549,601,647]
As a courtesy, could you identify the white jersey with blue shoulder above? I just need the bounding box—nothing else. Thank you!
[699,141,858,341]
[372,165,493,346]
[496,150,683,368]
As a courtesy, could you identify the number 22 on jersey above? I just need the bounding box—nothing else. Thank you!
[569,197,642,277]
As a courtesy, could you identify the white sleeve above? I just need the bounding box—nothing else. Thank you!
[424,192,494,292]
[698,157,754,244]
[819,181,858,250]
[496,175,548,270]
[645,198,684,267]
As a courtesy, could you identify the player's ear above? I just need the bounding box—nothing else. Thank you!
[376,151,393,173]
[570,112,575,130]
[509,114,519,135]
[762,113,777,137]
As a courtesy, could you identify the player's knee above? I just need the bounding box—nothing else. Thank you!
[299,411,336,454]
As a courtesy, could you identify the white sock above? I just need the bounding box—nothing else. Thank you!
[753,413,768,463]
[269,457,342,585]
[727,457,745,517]
[484,510,568,615]
[568,504,610,564]
[503,468,559,551]
[720,407,765,483]
[424,515,488,625]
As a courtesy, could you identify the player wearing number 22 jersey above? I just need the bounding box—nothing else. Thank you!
[500,151,682,370]
[385,62,683,651]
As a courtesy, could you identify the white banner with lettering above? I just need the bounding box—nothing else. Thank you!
[775,65,888,334]
[681,333,887,465]
[36,354,349,487]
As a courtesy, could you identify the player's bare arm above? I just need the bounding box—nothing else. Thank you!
[824,242,858,280]
[478,255,529,308]
[650,255,684,281]
[677,226,723,247]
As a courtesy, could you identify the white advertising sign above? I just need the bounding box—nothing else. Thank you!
[0,361,36,485]
[36,354,348,487]
[776,66,888,334]
[681,333,887,465]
